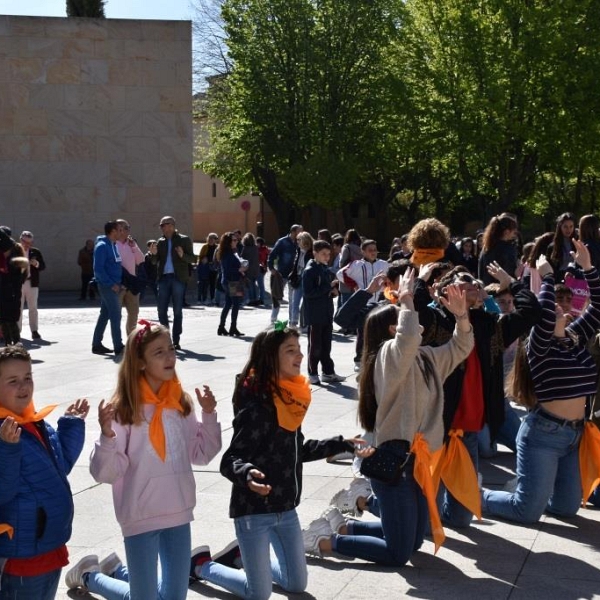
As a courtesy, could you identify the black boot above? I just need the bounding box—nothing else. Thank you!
[229,326,244,337]
[217,325,229,336]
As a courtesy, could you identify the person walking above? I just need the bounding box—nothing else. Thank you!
[77,239,96,300]
[18,230,45,340]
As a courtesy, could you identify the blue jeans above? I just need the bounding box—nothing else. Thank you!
[589,484,600,507]
[482,409,583,523]
[257,271,266,303]
[86,523,191,600]
[440,430,479,528]
[288,284,302,326]
[478,398,522,457]
[0,568,60,600]
[201,510,307,600]
[93,284,123,352]
[157,274,185,344]
[333,464,427,566]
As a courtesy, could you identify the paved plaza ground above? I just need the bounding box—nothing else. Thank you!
[16,291,600,599]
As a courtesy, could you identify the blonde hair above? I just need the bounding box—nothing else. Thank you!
[111,323,192,425]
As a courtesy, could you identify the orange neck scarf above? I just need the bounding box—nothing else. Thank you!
[139,376,184,461]
[272,376,312,432]
[0,401,56,425]
[431,429,482,521]
[383,286,397,303]
[0,401,56,541]
[411,433,445,552]
[410,248,445,266]
[579,422,600,504]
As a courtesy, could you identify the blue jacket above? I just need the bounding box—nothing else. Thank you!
[267,235,297,279]
[0,416,85,559]
[93,235,122,287]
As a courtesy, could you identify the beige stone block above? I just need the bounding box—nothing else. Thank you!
[159,186,192,214]
[95,186,127,212]
[108,59,143,86]
[123,86,160,112]
[160,136,191,164]
[0,38,29,60]
[122,39,162,60]
[0,136,28,160]
[0,16,10,37]
[96,137,127,162]
[27,84,64,109]
[126,137,160,162]
[45,59,81,84]
[176,166,193,189]
[143,162,177,187]
[0,110,15,134]
[62,135,96,160]
[0,83,29,108]
[47,109,82,136]
[80,110,109,136]
[0,58,8,81]
[94,85,126,110]
[108,111,143,137]
[159,88,191,112]
[63,85,98,110]
[81,59,108,84]
[175,63,191,87]
[66,185,125,212]
[30,136,64,161]
[51,19,107,41]
[9,57,45,83]
[14,109,48,135]
[8,17,45,37]
[141,22,177,42]
[26,38,62,59]
[160,41,191,62]
[29,185,70,211]
[106,20,143,41]
[140,61,177,87]
[110,162,144,187]
[93,39,124,60]
[126,186,160,212]
[141,112,175,137]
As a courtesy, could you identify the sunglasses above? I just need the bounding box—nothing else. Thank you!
[454,273,482,287]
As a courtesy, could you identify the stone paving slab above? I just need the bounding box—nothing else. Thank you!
[14,292,600,599]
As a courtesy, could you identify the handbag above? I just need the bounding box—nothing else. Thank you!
[359,439,412,485]
[228,280,245,297]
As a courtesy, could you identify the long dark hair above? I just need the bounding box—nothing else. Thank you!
[506,339,537,409]
[233,325,301,410]
[526,232,554,268]
[549,212,576,267]
[358,304,399,431]
[218,232,235,259]
[481,214,517,252]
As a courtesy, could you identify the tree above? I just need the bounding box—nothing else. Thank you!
[66,0,106,17]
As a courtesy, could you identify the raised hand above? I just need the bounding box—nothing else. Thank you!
[366,271,386,294]
[65,398,90,419]
[571,239,592,271]
[0,417,21,444]
[398,267,415,296]
[98,399,116,438]
[536,254,554,278]
[195,385,217,414]
[247,468,272,496]
[486,261,513,289]
[439,284,467,317]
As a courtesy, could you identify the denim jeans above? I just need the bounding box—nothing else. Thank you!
[333,464,427,566]
[257,271,266,303]
[288,284,302,326]
[439,430,479,528]
[157,274,186,344]
[589,484,600,507]
[482,410,583,523]
[0,568,60,600]
[201,510,307,600]
[86,523,191,600]
[478,398,522,457]
[93,284,123,352]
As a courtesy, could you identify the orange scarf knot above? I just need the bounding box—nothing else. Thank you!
[272,376,312,432]
[0,401,56,424]
[139,376,185,462]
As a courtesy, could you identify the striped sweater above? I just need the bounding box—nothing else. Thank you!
[528,268,600,402]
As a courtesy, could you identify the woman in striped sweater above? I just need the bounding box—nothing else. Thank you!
[482,239,600,523]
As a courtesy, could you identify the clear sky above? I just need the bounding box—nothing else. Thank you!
[0,0,194,21]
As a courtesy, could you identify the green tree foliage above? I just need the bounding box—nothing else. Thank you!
[66,0,106,17]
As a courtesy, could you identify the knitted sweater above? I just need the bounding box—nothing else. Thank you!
[528,268,600,402]
[374,309,473,451]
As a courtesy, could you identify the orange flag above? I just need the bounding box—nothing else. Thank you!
[431,429,481,520]
[0,524,14,539]
[411,433,446,553]
[579,422,600,505]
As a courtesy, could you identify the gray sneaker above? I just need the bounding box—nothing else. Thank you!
[321,373,346,383]
[65,554,100,590]
[302,517,333,558]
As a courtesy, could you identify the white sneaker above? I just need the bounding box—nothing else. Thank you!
[65,554,100,590]
[99,552,122,577]
[329,477,372,517]
[321,506,346,534]
[326,449,354,463]
[308,374,321,385]
[321,373,346,383]
[353,362,361,373]
[302,517,333,557]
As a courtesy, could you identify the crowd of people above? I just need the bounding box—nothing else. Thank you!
[2,210,600,599]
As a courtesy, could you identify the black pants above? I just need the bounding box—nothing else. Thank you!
[308,322,334,376]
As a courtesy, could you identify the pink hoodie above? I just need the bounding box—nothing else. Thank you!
[90,405,221,537]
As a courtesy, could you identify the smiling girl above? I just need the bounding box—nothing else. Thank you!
[66,321,221,599]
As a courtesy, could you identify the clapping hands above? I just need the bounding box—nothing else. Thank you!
[195,385,216,414]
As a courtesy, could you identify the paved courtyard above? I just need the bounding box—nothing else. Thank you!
[17,292,600,599]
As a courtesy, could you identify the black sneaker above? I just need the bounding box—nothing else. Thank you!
[32,331,41,339]
[213,540,243,570]
[190,545,211,581]
[92,344,112,355]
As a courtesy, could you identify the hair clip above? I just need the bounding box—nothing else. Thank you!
[135,319,154,345]
[273,320,289,333]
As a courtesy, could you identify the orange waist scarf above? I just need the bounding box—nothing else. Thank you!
[411,433,445,553]
[579,422,600,504]
[0,401,57,541]
[272,376,312,432]
[139,376,184,461]
[431,429,481,520]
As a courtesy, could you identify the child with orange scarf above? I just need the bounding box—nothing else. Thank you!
[189,323,363,599]
[65,321,222,600]
[0,345,89,599]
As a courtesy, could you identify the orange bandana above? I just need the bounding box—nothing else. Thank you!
[579,422,600,504]
[383,286,397,303]
[139,376,184,461]
[272,376,312,432]
[410,248,445,266]
[0,401,56,541]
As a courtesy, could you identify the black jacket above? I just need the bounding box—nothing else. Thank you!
[220,384,352,518]
[302,259,334,326]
